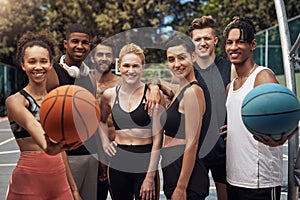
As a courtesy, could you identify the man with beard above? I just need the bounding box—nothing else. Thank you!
[90,35,120,200]
[47,23,98,200]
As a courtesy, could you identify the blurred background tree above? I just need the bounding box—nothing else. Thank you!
[0,0,299,66]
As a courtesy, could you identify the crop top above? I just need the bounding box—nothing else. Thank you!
[160,81,199,139]
[10,89,40,139]
[111,85,152,130]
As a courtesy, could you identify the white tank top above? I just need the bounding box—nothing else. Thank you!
[226,66,283,188]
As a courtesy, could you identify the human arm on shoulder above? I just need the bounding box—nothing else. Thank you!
[172,86,205,200]
[61,151,82,200]
[146,79,176,111]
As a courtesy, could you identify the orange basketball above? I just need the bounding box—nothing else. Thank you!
[40,85,100,145]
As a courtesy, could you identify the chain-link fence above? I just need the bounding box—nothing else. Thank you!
[254,15,300,75]
[0,63,19,116]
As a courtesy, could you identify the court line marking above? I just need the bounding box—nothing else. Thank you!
[0,137,15,146]
[0,163,16,167]
[0,150,19,155]
[0,129,12,131]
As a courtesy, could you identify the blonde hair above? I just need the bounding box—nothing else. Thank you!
[118,43,145,65]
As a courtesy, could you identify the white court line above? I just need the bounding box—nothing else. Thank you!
[0,150,19,155]
[0,129,11,131]
[0,137,15,146]
[0,163,16,167]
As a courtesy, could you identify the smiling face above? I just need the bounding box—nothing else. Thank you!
[166,45,194,81]
[225,28,256,65]
[21,46,52,84]
[118,53,143,85]
[64,32,90,65]
[92,44,114,74]
[192,27,217,59]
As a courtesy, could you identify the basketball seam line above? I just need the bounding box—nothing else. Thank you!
[73,90,89,139]
[242,108,300,116]
[242,91,298,108]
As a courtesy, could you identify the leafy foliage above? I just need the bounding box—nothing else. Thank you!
[0,0,299,66]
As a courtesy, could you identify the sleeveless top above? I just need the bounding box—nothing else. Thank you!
[161,81,200,139]
[10,89,40,139]
[111,85,152,130]
[226,66,283,188]
[53,63,97,155]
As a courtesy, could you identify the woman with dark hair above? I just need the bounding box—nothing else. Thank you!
[5,31,80,200]
[161,35,209,200]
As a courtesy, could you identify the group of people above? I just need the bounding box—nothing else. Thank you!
[5,15,294,200]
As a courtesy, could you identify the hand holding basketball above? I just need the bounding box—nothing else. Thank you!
[242,83,300,141]
[40,85,100,146]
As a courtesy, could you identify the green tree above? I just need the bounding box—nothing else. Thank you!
[1,0,300,66]
[0,0,47,64]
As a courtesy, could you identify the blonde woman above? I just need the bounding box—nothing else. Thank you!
[100,43,164,200]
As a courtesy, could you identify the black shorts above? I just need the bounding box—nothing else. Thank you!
[205,162,227,184]
[227,184,281,200]
[161,145,209,199]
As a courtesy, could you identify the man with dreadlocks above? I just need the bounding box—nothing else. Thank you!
[222,17,287,200]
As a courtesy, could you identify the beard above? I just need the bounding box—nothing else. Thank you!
[95,62,114,74]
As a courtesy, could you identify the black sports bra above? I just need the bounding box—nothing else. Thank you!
[160,81,199,139]
[111,85,152,130]
[10,89,40,139]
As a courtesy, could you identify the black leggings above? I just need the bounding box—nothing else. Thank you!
[108,144,158,200]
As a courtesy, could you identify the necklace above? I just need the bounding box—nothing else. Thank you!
[236,63,257,80]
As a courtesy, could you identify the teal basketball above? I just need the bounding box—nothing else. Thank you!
[242,83,300,141]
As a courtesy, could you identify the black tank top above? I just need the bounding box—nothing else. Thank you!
[10,89,40,139]
[111,85,152,130]
[161,81,199,139]
[53,63,95,95]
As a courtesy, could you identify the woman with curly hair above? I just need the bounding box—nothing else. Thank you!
[5,31,80,200]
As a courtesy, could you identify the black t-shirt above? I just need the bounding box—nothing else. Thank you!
[194,55,231,165]
[53,63,98,156]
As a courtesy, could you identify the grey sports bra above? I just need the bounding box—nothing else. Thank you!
[10,89,40,139]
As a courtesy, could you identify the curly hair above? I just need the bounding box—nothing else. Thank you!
[16,31,56,65]
[223,16,256,44]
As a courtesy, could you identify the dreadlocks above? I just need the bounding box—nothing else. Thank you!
[223,16,256,44]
